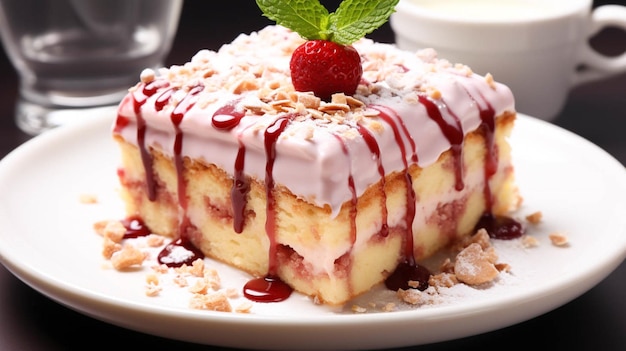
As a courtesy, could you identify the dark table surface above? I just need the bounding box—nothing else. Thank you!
[1,1,625,350]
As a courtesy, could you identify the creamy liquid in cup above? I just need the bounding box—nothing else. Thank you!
[408,0,564,21]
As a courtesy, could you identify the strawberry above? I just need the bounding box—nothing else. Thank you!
[290,40,362,101]
[257,0,398,99]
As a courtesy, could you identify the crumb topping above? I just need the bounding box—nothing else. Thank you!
[525,211,543,224]
[453,243,499,285]
[79,193,98,204]
[549,232,569,247]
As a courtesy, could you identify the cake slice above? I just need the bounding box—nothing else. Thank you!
[112,25,519,305]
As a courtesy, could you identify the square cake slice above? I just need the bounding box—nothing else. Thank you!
[112,26,519,305]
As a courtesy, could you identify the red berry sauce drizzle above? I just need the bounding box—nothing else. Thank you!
[356,123,390,237]
[242,115,295,302]
[418,95,465,190]
[118,215,204,268]
[160,84,206,267]
[115,81,207,268]
[120,216,151,239]
[366,92,524,291]
[114,80,524,302]
[472,95,525,239]
[128,80,171,201]
[368,105,427,291]
[211,100,248,233]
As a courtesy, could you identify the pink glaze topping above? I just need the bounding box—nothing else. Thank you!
[114,25,515,218]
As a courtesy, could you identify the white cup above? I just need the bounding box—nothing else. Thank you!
[390,0,626,120]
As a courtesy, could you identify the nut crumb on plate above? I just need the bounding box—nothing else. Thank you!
[235,301,253,313]
[525,211,543,224]
[145,282,162,297]
[454,243,500,286]
[79,193,98,204]
[521,235,540,248]
[93,220,125,243]
[189,291,233,312]
[110,244,147,270]
[351,304,367,313]
[549,232,570,247]
[102,237,122,259]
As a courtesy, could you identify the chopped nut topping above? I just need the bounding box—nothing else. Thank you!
[397,289,423,305]
[368,120,384,133]
[428,272,458,288]
[140,68,156,83]
[521,235,540,248]
[331,93,348,105]
[428,88,442,100]
[495,263,511,272]
[145,283,162,297]
[525,211,543,224]
[189,278,210,294]
[173,275,189,287]
[484,73,496,89]
[144,273,162,296]
[151,264,169,274]
[345,95,365,108]
[102,237,122,259]
[549,232,569,247]
[381,302,397,312]
[224,287,240,298]
[79,193,98,204]
[454,243,499,286]
[92,220,109,236]
[297,93,321,109]
[397,288,438,306]
[351,304,367,313]
[235,301,254,313]
[189,292,233,312]
[231,79,260,94]
[454,228,491,251]
[146,272,159,286]
[94,220,126,243]
[146,234,165,247]
[319,102,350,114]
[110,244,147,270]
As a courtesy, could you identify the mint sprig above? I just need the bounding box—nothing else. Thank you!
[256,0,399,45]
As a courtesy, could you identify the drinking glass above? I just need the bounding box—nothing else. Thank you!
[0,0,183,134]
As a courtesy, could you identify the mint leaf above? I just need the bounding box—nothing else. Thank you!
[256,0,398,44]
[330,0,400,45]
[256,0,330,40]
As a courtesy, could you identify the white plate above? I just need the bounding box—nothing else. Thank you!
[0,111,625,350]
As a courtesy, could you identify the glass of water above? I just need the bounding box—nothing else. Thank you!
[0,0,183,135]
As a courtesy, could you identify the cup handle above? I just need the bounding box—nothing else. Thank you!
[574,5,626,86]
